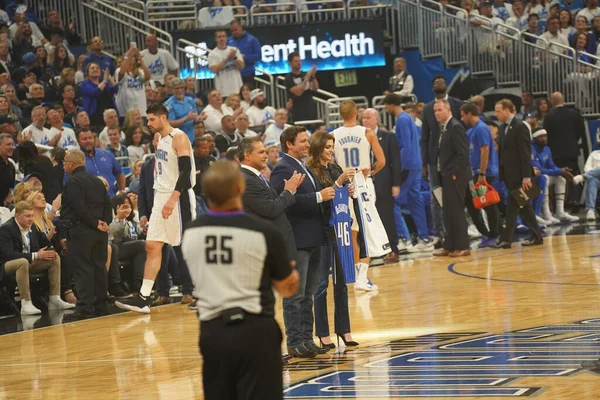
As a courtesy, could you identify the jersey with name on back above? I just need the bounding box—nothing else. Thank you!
[354,172,391,258]
[333,125,371,171]
[154,128,197,193]
[330,186,356,284]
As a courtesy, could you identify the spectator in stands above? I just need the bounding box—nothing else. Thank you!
[106,127,129,167]
[116,45,150,119]
[109,194,145,292]
[264,108,290,146]
[573,32,595,64]
[127,160,143,192]
[48,43,73,76]
[125,125,148,165]
[202,88,236,133]
[123,108,151,142]
[0,133,15,206]
[74,109,91,131]
[569,15,597,54]
[192,136,217,204]
[234,113,258,138]
[385,57,414,99]
[227,19,261,85]
[12,22,42,64]
[239,83,252,111]
[22,105,53,146]
[577,0,600,24]
[246,89,276,126]
[82,36,115,76]
[163,73,176,99]
[471,2,505,28]
[528,0,550,26]
[0,201,74,315]
[47,108,77,149]
[215,115,243,158]
[0,41,15,77]
[74,54,85,84]
[421,75,462,247]
[492,0,514,20]
[517,91,536,120]
[41,10,80,46]
[209,30,244,98]
[573,148,600,220]
[0,94,19,125]
[507,0,529,30]
[60,83,78,120]
[559,9,576,36]
[21,83,47,125]
[540,16,570,52]
[225,93,241,112]
[16,142,61,203]
[164,78,198,142]
[141,34,179,84]
[194,119,206,138]
[545,92,586,211]
[534,98,550,127]
[77,127,125,197]
[285,52,319,126]
[98,109,124,147]
[81,63,118,131]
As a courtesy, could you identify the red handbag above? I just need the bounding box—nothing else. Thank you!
[472,183,501,209]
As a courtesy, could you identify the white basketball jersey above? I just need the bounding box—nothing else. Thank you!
[354,173,391,258]
[154,129,196,193]
[333,125,371,170]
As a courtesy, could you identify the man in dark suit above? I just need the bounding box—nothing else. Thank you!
[420,75,463,245]
[362,108,401,261]
[491,99,543,249]
[432,100,472,257]
[238,137,304,260]
[545,91,587,211]
[270,126,334,359]
[0,201,75,315]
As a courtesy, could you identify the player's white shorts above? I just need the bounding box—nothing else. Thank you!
[147,190,196,246]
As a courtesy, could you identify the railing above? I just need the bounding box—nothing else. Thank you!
[372,94,418,130]
[274,76,338,126]
[326,97,369,128]
[146,0,198,31]
[250,3,298,26]
[397,0,419,49]
[298,0,346,22]
[29,0,85,38]
[348,0,399,54]
[418,0,443,59]
[81,0,173,59]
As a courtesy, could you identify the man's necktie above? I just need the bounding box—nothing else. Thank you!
[24,232,31,253]
[301,163,316,188]
[436,124,445,173]
[259,174,269,187]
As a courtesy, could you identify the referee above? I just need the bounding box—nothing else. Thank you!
[181,161,299,400]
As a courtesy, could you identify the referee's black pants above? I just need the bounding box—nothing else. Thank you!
[200,315,283,400]
[67,226,108,314]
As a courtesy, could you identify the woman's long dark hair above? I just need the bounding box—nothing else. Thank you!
[16,141,40,173]
[306,130,335,187]
[111,194,135,222]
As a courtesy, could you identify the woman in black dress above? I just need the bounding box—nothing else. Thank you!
[306,130,358,349]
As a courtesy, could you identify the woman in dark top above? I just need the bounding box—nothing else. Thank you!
[306,130,358,350]
[80,62,118,130]
[50,147,66,192]
[16,141,61,203]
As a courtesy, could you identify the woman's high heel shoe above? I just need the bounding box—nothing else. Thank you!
[337,334,359,347]
[319,337,336,350]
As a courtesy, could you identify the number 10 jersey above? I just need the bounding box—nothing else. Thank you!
[333,125,371,171]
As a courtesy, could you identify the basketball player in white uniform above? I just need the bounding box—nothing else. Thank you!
[333,100,387,292]
[116,104,196,313]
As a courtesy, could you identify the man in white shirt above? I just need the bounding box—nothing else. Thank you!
[208,30,244,97]
[98,109,125,147]
[573,148,600,221]
[47,109,78,150]
[540,16,570,53]
[23,106,54,147]
[234,113,258,138]
[263,109,291,146]
[246,89,276,126]
[577,0,600,24]
[202,88,237,133]
[506,0,529,31]
[9,6,46,43]
[141,34,179,84]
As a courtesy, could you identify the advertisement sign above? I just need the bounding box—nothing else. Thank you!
[173,20,386,79]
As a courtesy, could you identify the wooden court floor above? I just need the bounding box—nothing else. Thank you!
[3,230,600,399]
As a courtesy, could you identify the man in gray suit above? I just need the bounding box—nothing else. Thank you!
[238,137,304,260]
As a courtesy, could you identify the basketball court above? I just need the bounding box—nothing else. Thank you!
[2,225,600,399]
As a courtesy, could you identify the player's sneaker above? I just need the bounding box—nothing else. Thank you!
[586,209,597,221]
[407,239,434,253]
[556,212,579,222]
[354,280,378,292]
[115,293,152,314]
[536,215,552,226]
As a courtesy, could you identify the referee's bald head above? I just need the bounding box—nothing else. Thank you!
[203,161,245,208]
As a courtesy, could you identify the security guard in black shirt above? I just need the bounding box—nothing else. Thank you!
[182,161,299,400]
[61,147,113,318]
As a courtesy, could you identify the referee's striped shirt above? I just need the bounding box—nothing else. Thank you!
[182,211,292,321]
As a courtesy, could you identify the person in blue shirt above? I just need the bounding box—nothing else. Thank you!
[559,0,584,16]
[530,128,578,224]
[164,78,198,143]
[76,127,125,197]
[460,102,500,247]
[82,36,116,77]
[228,19,261,85]
[384,94,433,252]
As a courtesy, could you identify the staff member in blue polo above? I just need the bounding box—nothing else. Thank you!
[228,19,261,85]
[460,102,500,247]
[164,78,198,143]
[76,127,126,197]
